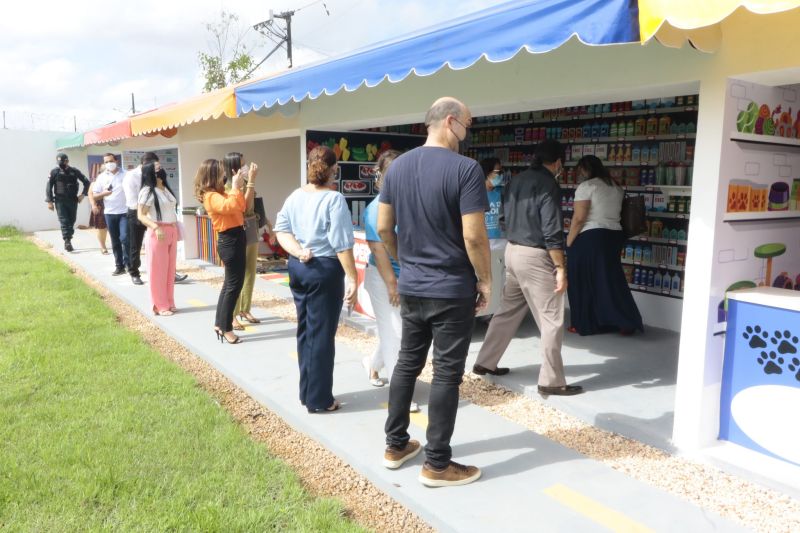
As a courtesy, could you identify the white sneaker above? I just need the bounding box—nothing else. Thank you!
[409,401,421,413]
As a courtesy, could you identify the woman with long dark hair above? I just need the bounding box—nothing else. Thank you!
[275,146,357,413]
[566,155,643,335]
[222,152,274,331]
[194,158,258,343]
[137,163,179,316]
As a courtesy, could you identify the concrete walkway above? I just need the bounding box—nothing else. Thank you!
[37,229,746,533]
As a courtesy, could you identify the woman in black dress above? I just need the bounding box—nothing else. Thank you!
[566,155,643,335]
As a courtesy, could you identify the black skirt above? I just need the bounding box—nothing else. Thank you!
[567,228,643,335]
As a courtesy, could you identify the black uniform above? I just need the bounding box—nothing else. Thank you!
[46,166,90,242]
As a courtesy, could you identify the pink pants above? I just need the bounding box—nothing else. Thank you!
[147,223,177,313]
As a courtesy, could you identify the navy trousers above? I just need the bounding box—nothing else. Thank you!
[104,213,129,270]
[288,256,344,411]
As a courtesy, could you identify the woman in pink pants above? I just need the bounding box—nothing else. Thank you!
[137,163,179,316]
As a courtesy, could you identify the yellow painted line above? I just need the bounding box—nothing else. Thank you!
[543,484,653,533]
[187,299,207,307]
[380,402,428,430]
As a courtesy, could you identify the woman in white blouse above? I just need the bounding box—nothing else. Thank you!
[137,163,179,316]
[566,155,643,335]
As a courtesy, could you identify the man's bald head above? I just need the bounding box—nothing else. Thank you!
[425,97,468,128]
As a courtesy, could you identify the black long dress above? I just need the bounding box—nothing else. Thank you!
[567,228,644,335]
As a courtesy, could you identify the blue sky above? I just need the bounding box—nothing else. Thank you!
[0,0,502,131]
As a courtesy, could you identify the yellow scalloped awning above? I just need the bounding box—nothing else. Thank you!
[130,86,237,136]
[639,0,800,51]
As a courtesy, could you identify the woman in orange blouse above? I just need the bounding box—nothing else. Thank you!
[194,158,258,344]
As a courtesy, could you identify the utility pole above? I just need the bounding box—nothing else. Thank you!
[251,10,295,74]
[248,2,329,79]
[131,93,136,114]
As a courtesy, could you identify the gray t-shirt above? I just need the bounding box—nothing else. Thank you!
[380,146,488,299]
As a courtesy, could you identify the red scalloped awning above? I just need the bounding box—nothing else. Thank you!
[83,120,132,145]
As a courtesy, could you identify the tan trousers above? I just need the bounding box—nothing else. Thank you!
[475,242,566,387]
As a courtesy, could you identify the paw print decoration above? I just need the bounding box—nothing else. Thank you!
[746,325,800,379]
[743,325,768,349]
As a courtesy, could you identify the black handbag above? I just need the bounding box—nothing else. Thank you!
[621,195,647,238]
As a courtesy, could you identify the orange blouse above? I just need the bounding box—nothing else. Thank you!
[203,189,246,232]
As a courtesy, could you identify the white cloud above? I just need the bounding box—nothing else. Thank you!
[0,0,501,131]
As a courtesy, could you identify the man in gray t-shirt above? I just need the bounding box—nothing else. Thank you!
[377,97,490,487]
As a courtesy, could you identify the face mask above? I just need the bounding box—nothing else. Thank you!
[490,172,504,187]
[105,162,117,172]
[58,162,68,169]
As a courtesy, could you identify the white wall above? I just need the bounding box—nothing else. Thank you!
[176,137,301,259]
[0,129,82,232]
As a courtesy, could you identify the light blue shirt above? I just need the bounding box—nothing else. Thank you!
[274,189,354,258]
[364,196,400,277]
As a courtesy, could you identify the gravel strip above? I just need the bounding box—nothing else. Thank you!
[35,241,432,533]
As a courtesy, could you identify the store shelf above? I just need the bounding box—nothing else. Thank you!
[471,106,698,129]
[628,235,688,246]
[625,185,692,193]
[629,283,683,299]
[647,211,689,219]
[622,259,684,272]
[564,160,693,168]
[472,133,696,148]
[730,131,800,148]
[722,210,800,222]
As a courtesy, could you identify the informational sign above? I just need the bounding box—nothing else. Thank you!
[123,148,180,204]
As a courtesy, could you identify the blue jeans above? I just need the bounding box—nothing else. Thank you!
[104,213,129,269]
[385,295,475,469]
[288,256,344,411]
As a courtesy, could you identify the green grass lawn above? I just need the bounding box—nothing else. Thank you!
[0,228,364,532]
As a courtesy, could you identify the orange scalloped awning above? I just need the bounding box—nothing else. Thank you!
[639,0,800,50]
[83,120,132,145]
[130,86,236,135]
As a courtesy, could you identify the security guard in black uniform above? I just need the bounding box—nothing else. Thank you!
[46,153,90,252]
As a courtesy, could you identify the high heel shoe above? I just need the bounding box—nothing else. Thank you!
[239,312,261,324]
[222,331,241,344]
[214,328,223,343]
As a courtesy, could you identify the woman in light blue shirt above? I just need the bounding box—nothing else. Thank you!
[275,146,357,413]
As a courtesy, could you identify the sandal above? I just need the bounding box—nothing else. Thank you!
[239,312,261,324]
[362,356,384,387]
[101,249,110,255]
[231,318,245,331]
[153,306,173,316]
[308,399,341,413]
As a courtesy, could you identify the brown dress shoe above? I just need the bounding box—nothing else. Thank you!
[472,364,510,376]
[537,384,584,396]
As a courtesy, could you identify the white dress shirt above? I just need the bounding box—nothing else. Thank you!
[123,166,142,210]
[92,169,128,215]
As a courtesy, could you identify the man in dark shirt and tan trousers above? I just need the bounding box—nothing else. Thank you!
[473,139,583,396]
[378,97,491,487]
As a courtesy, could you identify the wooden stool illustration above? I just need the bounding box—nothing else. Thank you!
[754,243,786,287]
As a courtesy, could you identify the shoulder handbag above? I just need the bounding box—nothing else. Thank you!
[621,194,647,238]
[244,214,260,246]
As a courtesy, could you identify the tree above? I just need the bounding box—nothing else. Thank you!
[198,11,256,92]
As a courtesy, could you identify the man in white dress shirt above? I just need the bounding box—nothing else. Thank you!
[93,153,129,275]
[123,152,188,285]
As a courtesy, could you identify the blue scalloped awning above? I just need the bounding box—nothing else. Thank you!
[235,0,639,114]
